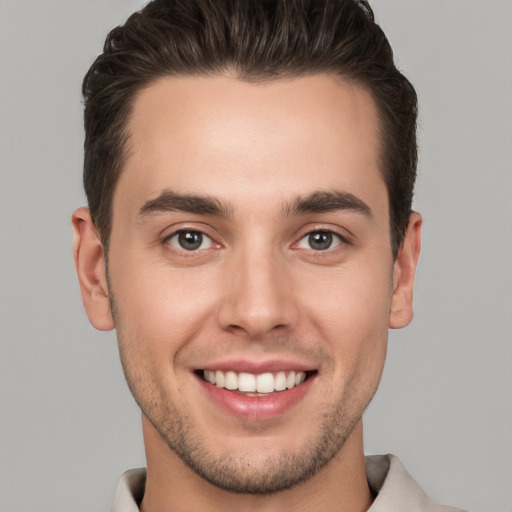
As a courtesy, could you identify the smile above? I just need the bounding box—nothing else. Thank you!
[196,366,317,420]
[202,370,308,394]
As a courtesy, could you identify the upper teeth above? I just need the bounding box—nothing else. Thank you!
[203,370,306,394]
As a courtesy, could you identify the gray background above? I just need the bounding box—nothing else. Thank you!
[0,1,510,511]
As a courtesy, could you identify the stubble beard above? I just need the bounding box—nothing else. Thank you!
[109,285,379,495]
[118,341,374,495]
[143,395,358,494]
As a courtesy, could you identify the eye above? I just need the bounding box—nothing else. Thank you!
[297,230,342,251]
[166,230,214,251]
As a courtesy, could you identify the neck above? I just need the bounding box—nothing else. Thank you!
[140,416,373,512]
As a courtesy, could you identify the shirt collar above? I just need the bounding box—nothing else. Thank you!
[111,454,458,511]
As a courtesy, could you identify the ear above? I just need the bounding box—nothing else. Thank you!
[72,207,115,331]
[389,212,422,329]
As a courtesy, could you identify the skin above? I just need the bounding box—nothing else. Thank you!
[73,74,421,512]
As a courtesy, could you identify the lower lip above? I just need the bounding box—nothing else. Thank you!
[198,374,315,421]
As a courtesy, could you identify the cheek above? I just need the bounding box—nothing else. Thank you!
[304,259,392,376]
[109,253,221,356]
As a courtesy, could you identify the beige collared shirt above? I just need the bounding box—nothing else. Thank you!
[111,454,466,511]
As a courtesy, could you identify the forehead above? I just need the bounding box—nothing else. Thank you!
[116,73,386,219]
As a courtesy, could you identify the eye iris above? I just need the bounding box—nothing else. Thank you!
[178,231,203,250]
[309,231,332,250]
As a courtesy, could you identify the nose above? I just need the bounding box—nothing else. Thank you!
[216,246,298,340]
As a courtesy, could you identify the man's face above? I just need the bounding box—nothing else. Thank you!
[77,74,419,493]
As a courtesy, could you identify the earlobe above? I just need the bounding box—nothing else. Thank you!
[72,207,115,331]
[389,212,422,329]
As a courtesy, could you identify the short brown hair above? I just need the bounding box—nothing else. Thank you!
[83,0,418,257]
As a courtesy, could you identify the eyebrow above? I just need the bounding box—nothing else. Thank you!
[137,189,371,220]
[283,191,372,217]
[138,190,233,218]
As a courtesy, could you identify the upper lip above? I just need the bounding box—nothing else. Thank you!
[196,359,317,374]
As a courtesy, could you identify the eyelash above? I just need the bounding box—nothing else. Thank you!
[164,229,217,253]
[162,227,349,256]
[296,230,346,252]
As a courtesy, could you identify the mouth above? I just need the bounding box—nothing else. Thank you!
[196,369,316,396]
[193,361,318,420]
